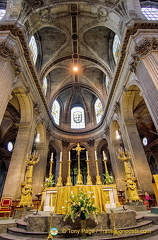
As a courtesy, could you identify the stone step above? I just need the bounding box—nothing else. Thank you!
[1,225,158,240]
[0,233,45,240]
[16,219,27,230]
[7,227,48,238]
[118,220,153,230]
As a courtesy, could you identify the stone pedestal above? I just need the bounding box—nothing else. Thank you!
[125,201,147,211]
[26,211,136,232]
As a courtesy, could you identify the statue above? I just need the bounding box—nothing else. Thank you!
[126,179,140,202]
[18,152,40,207]
[117,148,141,202]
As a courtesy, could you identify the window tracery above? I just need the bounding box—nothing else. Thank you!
[52,100,60,125]
[0,9,6,20]
[141,7,158,20]
[29,36,38,64]
[95,99,103,124]
[71,107,85,129]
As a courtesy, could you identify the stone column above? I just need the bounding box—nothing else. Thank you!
[0,59,13,124]
[124,120,152,193]
[33,141,49,197]
[2,122,36,199]
[108,140,125,190]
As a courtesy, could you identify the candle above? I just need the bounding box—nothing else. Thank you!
[86,151,88,160]
[69,151,70,161]
[51,152,53,161]
[95,151,97,160]
[103,151,107,160]
[60,152,62,161]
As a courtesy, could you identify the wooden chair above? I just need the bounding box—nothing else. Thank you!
[0,197,13,218]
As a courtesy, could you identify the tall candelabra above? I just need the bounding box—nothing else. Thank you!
[66,151,72,186]
[56,152,63,187]
[19,151,40,207]
[86,151,92,185]
[117,148,141,202]
[95,151,102,185]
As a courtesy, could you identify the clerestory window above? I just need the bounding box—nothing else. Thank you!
[42,77,48,96]
[52,100,60,125]
[95,99,103,124]
[141,7,158,20]
[29,35,38,64]
[71,106,85,129]
[0,9,6,20]
[113,34,120,63]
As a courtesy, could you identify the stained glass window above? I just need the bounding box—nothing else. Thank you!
[113,34,120,63]
[0,10,6,20]
[29,35,38,64]
[71,107,85,129]
[95,99,103,124]
[52,100,60,125]
[141,7,158,20]
[42,77,48,96]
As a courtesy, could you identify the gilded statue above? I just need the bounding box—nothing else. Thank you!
[19,152,40,207]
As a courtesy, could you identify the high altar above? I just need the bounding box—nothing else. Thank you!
[41,143,120,213]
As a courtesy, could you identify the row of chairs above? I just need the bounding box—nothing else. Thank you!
[0,197,13,218]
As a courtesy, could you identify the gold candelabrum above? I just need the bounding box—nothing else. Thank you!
[73,143,85,185]
[66,151,72,186]
[86,151,92,185]
[95,151,102,185]
[19,151,40,207]
[117,148,141,202]
[49,153,54,178]
[47,211,54,240]
[56,152,63,187]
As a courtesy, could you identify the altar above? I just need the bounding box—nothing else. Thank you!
[41,184,119,213]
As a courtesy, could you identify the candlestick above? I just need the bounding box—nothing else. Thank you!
[69,151,70,161]
[103,151,107,160]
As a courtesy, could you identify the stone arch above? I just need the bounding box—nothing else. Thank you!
[12,87,33,123]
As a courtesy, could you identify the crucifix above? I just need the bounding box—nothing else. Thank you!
[73,143,85,185]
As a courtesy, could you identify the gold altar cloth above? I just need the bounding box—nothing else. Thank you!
[42,185,107,214]
[55,185,106,214]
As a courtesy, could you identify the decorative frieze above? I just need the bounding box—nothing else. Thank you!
[0,42,21,75]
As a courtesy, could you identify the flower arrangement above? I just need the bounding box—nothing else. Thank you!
[103,173,114,184]
[64,189,99,222]
[43,174,55,188]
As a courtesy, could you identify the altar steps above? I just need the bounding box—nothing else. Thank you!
[0,214,158,240]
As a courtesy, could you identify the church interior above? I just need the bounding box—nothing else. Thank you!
[0,0,158,239]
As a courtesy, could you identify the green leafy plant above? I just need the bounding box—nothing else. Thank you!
[64,189,99,222]
[103,173,114,184]
[43,174,55,188]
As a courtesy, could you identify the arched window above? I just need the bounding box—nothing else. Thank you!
[71,106,85,129]
[113,34,120,63]
[95,99,103,124]
[141,7,158,20]
[52,100,60,125]
[0,9,6,20]
[29,35,38,64]
[42,77,48,96]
